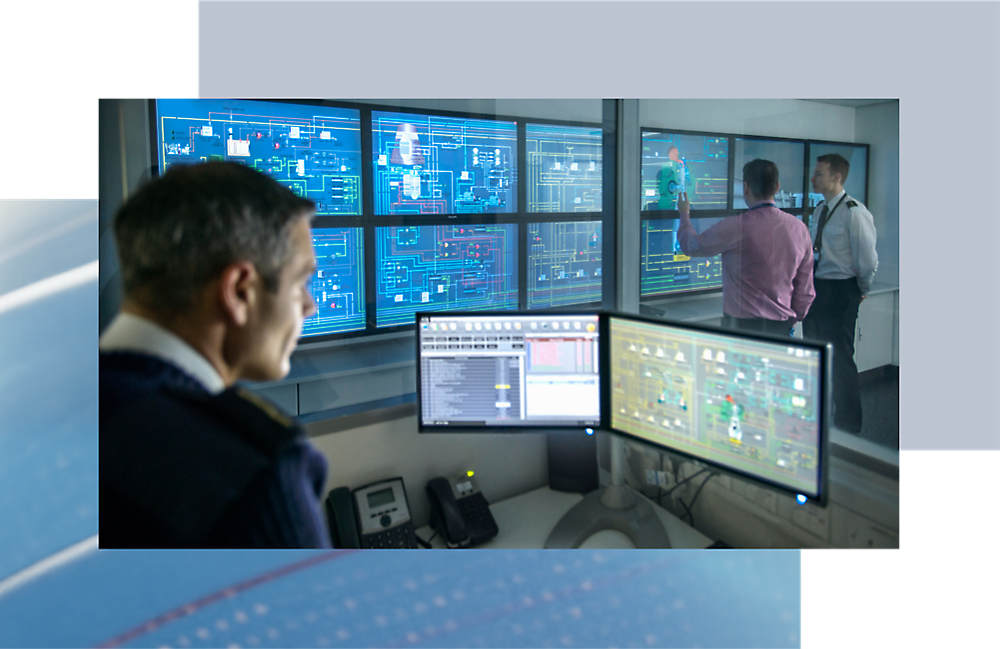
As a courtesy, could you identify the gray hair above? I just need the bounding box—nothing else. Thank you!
[113,161,315,314]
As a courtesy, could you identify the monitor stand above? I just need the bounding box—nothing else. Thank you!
[545,433,672,549]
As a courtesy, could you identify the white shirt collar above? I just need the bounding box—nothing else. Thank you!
[823,189,846,207]
[99,312,226,394]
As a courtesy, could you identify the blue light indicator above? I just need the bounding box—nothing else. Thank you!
[585,428,595,435]
[796,494,808,505]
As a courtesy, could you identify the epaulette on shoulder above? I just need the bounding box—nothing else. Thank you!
[232,386,294,429]
[846,200,859,208]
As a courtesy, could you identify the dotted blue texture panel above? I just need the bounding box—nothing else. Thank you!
[0,550,800,648]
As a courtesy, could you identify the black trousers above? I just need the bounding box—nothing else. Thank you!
[721,314,795,338]
[803,278,863,433]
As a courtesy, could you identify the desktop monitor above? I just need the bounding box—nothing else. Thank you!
[154,99,363,216]
[416,312,601,431]
[608,313,830,503]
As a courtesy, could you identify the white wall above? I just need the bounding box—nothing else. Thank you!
[639,99,855,141]
[855,101,900,286]
[344,99,603,123]
[307,413,550,528]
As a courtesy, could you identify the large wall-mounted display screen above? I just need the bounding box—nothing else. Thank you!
[375,224,519,327]
[372,111,518,216]
[733,138,806,210]
[640,218,724,297]
[525,123,603,213]
[527,221,602,309]
[155,99,363,216]
[301,228,366,337]
[641,132,729,211]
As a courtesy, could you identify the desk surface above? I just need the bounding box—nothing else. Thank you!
[417,486,713,549]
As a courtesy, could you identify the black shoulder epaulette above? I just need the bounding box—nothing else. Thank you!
[846,200,859,208]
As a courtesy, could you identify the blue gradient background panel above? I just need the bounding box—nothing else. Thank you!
[301,227,365,338]
[0,201,97,583]
[0,550,800,648]
[641,132,729,211]
[525,124,603,213]
[641,218,724,297]
[375,225,518,328]
[527,221,603,309]
[155,99,363,216]
[372,111,517,216]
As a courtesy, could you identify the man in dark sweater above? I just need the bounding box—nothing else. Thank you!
[100,161,331,548]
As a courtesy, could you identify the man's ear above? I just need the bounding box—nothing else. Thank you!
[218,261,258,327]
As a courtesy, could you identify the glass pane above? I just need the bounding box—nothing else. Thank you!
[374,224,519,328]
[640,218,724,297]
[733,138,806,210]
[641,131,729,212]
[808,142,868,205]
[527,221,603,308]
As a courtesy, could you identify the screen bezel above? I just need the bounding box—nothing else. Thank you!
[603,310,831,506]
[416,310,603,433]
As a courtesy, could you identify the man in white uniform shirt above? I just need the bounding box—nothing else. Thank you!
[803,153,878,434]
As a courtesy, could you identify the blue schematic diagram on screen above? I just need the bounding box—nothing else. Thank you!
[641,219,723,297]
[372,111,517,215]
[155,99,363,216]
[528,221,602,308]
[525,123,602,213]
[641,132,729,211]
[375,225,518,327]
[301,228,366,337]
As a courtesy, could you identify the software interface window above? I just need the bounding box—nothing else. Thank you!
[610,317,823,497]
[418,314,601,428]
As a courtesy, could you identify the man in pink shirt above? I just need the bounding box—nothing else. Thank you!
[677,158,814,337]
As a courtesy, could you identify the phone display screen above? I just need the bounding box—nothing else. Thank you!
[366,487,396,509]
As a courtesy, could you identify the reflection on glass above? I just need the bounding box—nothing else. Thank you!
[808,142,868,205]
[734,138,806,210]
[641,132,729,211]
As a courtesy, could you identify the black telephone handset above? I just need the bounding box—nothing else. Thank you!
[426,474,499,548]
[324,477,419,549]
